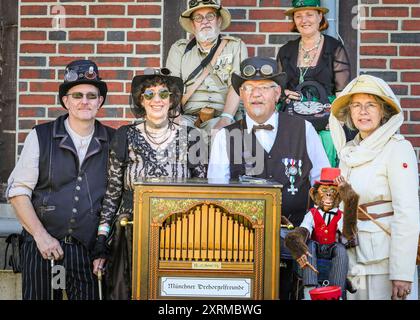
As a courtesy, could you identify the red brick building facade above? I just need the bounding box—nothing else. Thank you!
[1,0,419,181]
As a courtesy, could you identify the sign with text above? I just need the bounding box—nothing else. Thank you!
[160,277,252,298]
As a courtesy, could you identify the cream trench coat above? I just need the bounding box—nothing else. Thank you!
[329,77,419,296]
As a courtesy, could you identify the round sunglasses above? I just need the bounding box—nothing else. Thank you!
[142,88,172,101]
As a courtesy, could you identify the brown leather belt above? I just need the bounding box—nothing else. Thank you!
[357,200,394,221]
[357,212,393,221]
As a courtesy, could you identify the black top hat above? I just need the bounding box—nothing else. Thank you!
[231,57,287,95]
[59,60,107,109]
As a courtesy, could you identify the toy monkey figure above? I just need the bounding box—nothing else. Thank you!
[284,167,359,299]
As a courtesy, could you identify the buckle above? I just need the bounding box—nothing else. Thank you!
[63,235,75,244]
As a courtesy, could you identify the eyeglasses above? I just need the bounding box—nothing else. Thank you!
[191,12,218,23]
[142,88,172,101]
[240,84,278,94]
[242,64,274,78]
[349,102,381,112]
[65,92,99,100]
[189,0,216,9]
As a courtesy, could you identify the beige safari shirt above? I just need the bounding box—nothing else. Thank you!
[166,35,247,127]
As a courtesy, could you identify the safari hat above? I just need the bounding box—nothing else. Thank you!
[330,74,400,120]
[180,0,231,34]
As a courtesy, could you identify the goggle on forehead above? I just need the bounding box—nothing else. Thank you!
[64,65,97,82]
[242,64,274,78]
[189,0,217,9]
[143,67,171,76]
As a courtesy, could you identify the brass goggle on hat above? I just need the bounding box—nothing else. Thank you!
[231,57,286,95]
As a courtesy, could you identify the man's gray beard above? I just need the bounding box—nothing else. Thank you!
[252,106,264,117]
[196,28,219,43]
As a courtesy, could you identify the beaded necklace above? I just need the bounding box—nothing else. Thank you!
[144,121,171,146]
[298,34,323,83]
[300,34,322,65]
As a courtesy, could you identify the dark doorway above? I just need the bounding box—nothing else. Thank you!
[0,0,18,198]
[339,0,358,79]
[162,0,187,65]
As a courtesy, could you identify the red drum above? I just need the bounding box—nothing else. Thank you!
[309,286,341,300]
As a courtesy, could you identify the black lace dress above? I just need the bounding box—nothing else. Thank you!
[100,123,207,227]
[99,122,207,299]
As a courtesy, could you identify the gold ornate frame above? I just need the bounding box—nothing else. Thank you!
[131,182,282,300]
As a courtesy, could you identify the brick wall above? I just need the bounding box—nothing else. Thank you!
[358,0,420,174]
[18,0,165,153]
[17,0,299,153]
[16,0,420,177]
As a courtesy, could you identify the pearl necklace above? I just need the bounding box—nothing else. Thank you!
[299,35,323,66]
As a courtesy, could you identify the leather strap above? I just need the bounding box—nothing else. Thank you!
[181,39,228,107]
[357,206,391,236]
[184,36,221,84]
[357,212,393,221]
[359,200,393,214]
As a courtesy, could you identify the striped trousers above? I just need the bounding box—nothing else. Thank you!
[21,240,99,300]
[303,240,349,297]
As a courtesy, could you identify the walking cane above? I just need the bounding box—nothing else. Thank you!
[50,258,55,300]
[97,269,103,300]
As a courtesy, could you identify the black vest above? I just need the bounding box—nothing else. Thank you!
[226,113,312,226]
[29,115,115,250]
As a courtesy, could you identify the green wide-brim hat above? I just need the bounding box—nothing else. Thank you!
[285,0,329,16]
[179,0,231,34]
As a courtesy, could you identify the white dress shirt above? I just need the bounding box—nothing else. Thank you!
[207,112,330,185]
[7,119,94,199]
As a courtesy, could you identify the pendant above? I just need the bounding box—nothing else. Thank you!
[299,67,307,83]
[299,72,305,84]
[303,51,311,64]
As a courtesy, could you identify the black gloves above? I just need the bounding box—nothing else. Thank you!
[91,234,109,260]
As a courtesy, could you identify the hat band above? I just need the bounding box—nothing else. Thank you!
[319,179,336,183]
[64,66,100,82]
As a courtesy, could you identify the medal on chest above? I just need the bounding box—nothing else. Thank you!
[214,54,233,82]
[282,158,302,195]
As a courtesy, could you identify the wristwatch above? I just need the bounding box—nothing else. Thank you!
[220,112,235,122]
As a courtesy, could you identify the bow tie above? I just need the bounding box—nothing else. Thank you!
[322,210,338,216]
[252,124,274,133]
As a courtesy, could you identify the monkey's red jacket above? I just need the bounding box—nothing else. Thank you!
[310,207,343,245]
